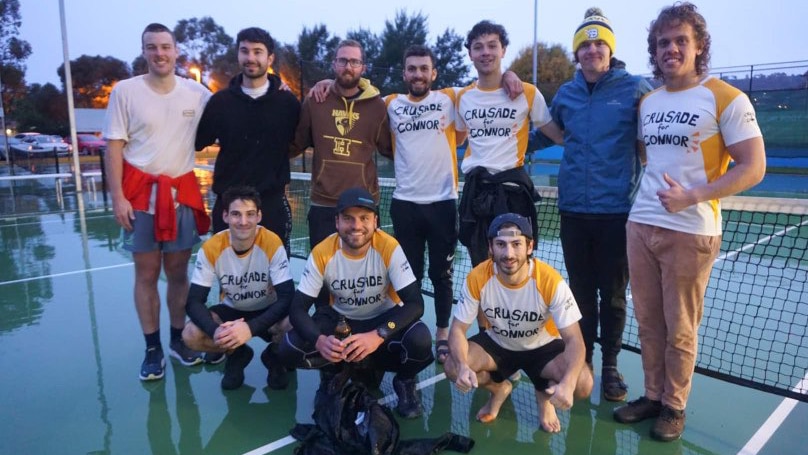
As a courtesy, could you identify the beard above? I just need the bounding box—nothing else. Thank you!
[406,79,432,97]
[336,71,361,90]
[242,63,268,80]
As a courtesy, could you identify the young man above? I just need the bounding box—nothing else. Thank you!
[103,23,211,381]
[456,20,563,267]
[614,3,765,441]
[445,213,593,433]
[384,44,464,363]
[183,186,294,390]
[534,7,653,402]
[292,39,393,249]
[278,187,433,419]
[195,27,301,254]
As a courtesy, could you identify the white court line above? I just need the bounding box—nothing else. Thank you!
[242,373,448,455]
[737,373,808,455]
[0,262,134,286]
[717,218,808,263]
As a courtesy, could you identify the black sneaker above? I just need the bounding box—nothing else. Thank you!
[392,375,423,419]
[169,339,204,366]
[613,396,662,423]
[203,351,226,365]
[140,346,165,381]
[260,346,289,390]
[651,406,686,442]
[221,345,254,390]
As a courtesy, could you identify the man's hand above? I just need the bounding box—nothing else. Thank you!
[342,331,384,362]
[213,319,252,350]
[111,194,135,231]
[315,334,346,363]
[657,173,696,213]
[454,363,478,393]
[502,70,524,100]
[309,79,333,103]
[545,380,575,410]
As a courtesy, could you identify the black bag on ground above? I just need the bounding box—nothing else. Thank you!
[290,370,475,455]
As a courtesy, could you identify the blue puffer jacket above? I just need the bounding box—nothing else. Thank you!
[551,59,652,214]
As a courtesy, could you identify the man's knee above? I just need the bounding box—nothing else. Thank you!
[182,322,207,350]
[575,366,594,399]
[401,321,433,358]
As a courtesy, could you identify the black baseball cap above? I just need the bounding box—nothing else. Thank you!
[487,213,533,239]
[336,187,378,214]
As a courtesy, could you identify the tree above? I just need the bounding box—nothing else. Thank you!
[433,28,470,89]
[11,83,68,135]
[508,43,575,103]
[174,17,232,80]
[207,47,238,93]
[57,55,130,108]
[347,28,381,80]
[374,10,429,94]
[0,0,32,118]
[297,24,340,93]
[131,55,147,76]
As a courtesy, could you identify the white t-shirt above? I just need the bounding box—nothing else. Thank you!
[297,230,416,321]
[456,81,552,174]
[630,76,762,236]
[192,227,292,312]
[454,258,581,351]
[385,88,460,202]
[103,75,211,177]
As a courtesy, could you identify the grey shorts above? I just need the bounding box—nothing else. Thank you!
[122,204,201,253]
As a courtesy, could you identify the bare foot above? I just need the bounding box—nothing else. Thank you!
[538,398,561,432]
[476,380,513,423]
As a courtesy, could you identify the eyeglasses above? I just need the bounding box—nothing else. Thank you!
[334,58,364,68]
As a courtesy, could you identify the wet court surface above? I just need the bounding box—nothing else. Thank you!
[0,176,805,454]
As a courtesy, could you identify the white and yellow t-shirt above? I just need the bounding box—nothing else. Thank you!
[191,227,292,312]
[298,229,417,320]
[456,81,552,174]
[630,76,762,236]
[454,258,581,351]
[385,88,460,202]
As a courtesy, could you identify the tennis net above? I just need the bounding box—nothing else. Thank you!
[288,172,808,402]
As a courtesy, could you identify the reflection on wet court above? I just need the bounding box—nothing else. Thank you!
[0,166,806,454]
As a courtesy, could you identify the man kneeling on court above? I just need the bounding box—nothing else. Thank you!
[278,187,433,419]
[183,186,294,390]
[445,213,593,432]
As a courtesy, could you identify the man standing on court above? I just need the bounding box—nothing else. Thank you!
[384,44,464,363]
[292,39,392,249]
[445,213,592,432]
[613,3,765,441]
[456,20,563,268]
[534,7,652,402]
[278,188,433,419]
[183,186,294,391]
[103,23,212,381]
[195,27,300,254]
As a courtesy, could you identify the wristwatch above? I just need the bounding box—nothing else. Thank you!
[376,325,392,341]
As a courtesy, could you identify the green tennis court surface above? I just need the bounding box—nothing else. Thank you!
[0,170,805,454]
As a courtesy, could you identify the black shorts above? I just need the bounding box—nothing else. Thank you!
[209,304,273,342]
[469,331,565,391]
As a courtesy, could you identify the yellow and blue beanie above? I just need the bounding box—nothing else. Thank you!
[572,7,615,55]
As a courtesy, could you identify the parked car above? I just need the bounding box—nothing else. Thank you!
[73,134,107,156]
[20,134,70,157]
[2,136,33,159]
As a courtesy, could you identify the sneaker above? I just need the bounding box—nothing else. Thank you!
[140,346,165,381]
[203,351,226,365]
[221,345,254,390]
[393,375,423,419]
[169,339,204,366]
[261,346,289,390]
[601,366,628,402]
[613,396,662,423]
[651,406,686,442]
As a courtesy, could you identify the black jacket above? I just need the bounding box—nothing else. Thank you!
[195,73,301,195]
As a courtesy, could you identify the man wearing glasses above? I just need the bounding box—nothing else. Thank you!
[293,39,392,249]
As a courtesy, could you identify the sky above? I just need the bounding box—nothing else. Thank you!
[19,0,807,87]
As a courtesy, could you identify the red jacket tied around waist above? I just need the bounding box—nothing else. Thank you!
[122,161,211,241]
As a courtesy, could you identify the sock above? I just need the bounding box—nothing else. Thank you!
[170,326,184,343]
[144,330,161,349]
